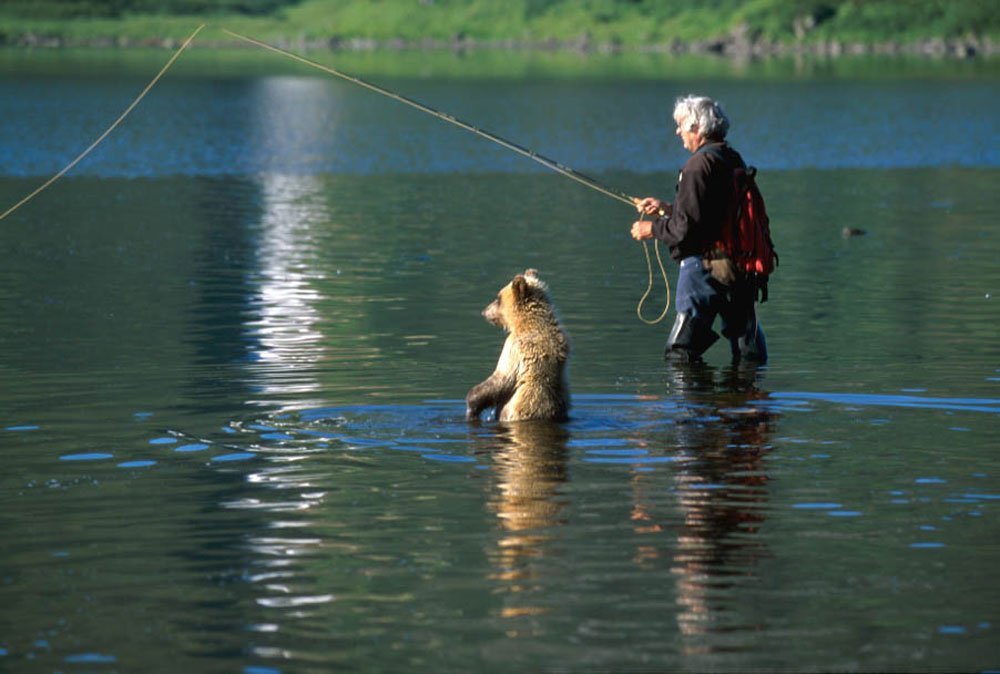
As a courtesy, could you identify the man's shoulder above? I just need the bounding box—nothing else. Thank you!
[682,148,714,172]
[693,142,745,171]
[700,141,742,159]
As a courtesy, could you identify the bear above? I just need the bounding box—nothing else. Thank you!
[466,269,570,423]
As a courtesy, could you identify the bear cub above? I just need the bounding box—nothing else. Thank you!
[466,269,570,423]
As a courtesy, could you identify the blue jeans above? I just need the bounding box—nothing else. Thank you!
[671,256,766,363]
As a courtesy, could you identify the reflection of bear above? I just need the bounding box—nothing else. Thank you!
[466,269,570,422]
[487,421,570,606]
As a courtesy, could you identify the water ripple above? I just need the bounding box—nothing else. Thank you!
[773,391,1000,414]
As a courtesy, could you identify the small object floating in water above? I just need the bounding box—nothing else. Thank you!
[842,227,867,237]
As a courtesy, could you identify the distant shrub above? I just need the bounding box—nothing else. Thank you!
[0,0,995,43]
[0,0,303,19]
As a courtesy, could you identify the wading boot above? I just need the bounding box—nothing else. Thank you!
[664,311,719,363]
[731,313,768,365]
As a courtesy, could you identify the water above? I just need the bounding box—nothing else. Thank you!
[1,50,998,672]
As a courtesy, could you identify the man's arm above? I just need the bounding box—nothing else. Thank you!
[651,154,712,247]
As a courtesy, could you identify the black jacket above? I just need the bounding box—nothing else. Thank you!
[652,141,745,261]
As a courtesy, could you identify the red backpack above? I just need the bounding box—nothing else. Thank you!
[703,147,778,302]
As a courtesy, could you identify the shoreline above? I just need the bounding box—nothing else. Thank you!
[5,33,995,60]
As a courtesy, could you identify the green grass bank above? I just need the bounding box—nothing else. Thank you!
[1,0,997,57]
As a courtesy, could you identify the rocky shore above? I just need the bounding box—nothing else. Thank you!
[5,29,995,59]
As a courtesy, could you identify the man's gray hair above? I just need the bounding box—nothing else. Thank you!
[673,95,730,140]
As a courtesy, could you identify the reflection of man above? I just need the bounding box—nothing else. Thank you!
[483,422,569,620]
[630,95,767,365]
[630,364,776,646]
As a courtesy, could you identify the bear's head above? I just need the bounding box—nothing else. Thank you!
[482,269,552,331]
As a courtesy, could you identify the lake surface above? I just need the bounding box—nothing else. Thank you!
[0,48,998,672]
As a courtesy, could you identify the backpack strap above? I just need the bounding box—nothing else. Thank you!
[697,142,744,261]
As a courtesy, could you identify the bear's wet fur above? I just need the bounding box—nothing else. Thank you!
[466,269,570,423]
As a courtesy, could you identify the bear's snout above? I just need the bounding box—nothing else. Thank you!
[482,300,503,327]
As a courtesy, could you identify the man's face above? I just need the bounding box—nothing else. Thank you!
[675,116,703,153]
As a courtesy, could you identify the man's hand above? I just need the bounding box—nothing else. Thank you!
[633,197,669,216]
[631,220,654,241]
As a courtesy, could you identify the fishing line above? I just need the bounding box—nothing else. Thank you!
[0,24,671,324]
[0,24,206,222]
[223,29,636,207]
[223,29,673,323]
[637,235,671,324]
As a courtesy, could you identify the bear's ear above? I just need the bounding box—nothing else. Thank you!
[524,268,539,282]
[511,275,529,302]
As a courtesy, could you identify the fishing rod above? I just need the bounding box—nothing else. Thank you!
[224,29,670,324]
[222,29,637,208]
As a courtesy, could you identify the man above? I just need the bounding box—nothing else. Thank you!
[631,94,767,365]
